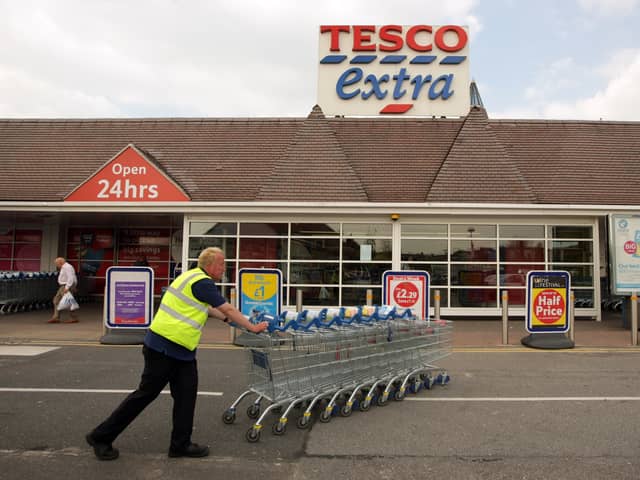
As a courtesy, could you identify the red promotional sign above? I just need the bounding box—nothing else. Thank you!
[65,144,190,202]
[532,289,565,324]
[392,281,419,308]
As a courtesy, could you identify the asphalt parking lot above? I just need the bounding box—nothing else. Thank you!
[1,343,640,479]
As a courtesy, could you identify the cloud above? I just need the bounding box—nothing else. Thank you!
[0,0,480,118]
[577,0,639,15]
[492,49,640,121]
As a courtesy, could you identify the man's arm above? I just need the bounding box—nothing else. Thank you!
[208,304,268,333]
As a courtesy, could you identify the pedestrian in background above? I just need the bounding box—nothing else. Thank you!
[48,257,79,323]
[86,247,269,461]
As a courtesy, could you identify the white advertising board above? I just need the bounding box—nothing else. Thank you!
[317,25,470,117]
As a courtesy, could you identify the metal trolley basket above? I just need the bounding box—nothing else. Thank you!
[221,306,452,442]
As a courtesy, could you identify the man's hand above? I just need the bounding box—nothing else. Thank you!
[251,321,269,334]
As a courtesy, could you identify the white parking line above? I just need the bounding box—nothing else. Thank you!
[0,346,60,356]
[0,388,223,396]
[406,396,640,401]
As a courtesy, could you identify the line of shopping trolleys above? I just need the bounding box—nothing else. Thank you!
[222,305,452,442]
[0,271,59,315]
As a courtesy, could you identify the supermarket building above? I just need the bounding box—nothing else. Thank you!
[1,25,639,320]
[2,100,640,320]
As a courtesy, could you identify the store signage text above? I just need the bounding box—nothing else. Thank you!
[65,145,190,202]
[317,25,470,117]
[97,163,158,199]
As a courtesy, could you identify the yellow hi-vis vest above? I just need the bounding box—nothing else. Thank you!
[150,268,210,351]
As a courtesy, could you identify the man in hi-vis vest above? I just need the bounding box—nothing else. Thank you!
[86,247,268,461]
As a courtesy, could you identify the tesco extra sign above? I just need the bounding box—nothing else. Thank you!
[317,25,470,117]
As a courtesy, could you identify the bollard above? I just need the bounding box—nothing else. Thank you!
[632,292,638,346]
[296,289,303,313]
[434,289,441,320]
[229,288,237,343]
[366,289,373,307]
[501,290,509,345]
[569,291,575,343]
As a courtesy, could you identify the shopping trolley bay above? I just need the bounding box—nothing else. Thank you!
[2,323,640,478]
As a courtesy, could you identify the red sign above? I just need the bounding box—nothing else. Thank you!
[392,281,419,308]
[533,289,565,324]
[65,145,190,202]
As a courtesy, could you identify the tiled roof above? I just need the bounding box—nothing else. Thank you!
[427,106,537,203]
[0,107,639,205]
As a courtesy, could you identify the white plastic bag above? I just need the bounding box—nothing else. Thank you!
[58,291,79,311]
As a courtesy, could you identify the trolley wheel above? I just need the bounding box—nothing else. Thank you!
[319,410,332,423]
[272,421,286,436]
[376,394,388,407]
[438,372,451,385]
[393,389,405,401]
[359,400,371,412]
[245,427,261,443]
[247,404,261,419]
[297,415,311,429]
[222,409,236,425]
[340,405,353,417]
[423,375,435,389]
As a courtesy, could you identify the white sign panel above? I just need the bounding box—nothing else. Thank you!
[610,214,640,294]
[317,25,470,117]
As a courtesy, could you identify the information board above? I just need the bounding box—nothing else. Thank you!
[105,266,154,328]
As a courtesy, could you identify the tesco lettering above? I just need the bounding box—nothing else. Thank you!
[320,25,467,52]
[96,163,159,200]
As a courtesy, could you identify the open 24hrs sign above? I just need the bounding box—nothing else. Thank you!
[65,144,190,202]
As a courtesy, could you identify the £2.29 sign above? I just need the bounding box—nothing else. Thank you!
[65,144,190,202]
[526,271,571,333]
[383,270,430,319]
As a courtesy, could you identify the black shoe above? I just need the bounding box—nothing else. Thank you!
[85,433,119,461]
[168,442,210,458]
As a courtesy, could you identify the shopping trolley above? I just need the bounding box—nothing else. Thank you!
[221,306,452,442]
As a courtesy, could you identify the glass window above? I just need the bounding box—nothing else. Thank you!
[551,265,593,287]
[451,225,496,237]
[549,241,593,263]
[342,223,391,237]
[189,238,237,259]
[451,264,497,286]
[289,262,338,284]
[503,288,526,306]
[499,225,544,238]
[499,240,544,262]
[342,287,381,306]
[239,223,288,236]
[451,240,497,261]
[430,288,448,308]
[342,239,392,261]
[238,238,287,260]
[450,288,497,307]
[291,238,339,260]
[401,224,448,237]
[401,263,448,285]
[549,226,592,239]
[189,222,237,236]
[291,223,339,236]
[401,239,447,261]
[342,262,391,285]
[290,286,338,306]
[499,265,544,286]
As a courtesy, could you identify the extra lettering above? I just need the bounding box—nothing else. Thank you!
[336,67,454,101]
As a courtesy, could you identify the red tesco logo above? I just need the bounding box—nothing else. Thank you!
[320,25,468,53]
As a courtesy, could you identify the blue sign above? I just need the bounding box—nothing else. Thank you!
[105,266,154,328]
[238,269,282,317]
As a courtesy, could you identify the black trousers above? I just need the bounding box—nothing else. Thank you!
[91,345,198,450]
